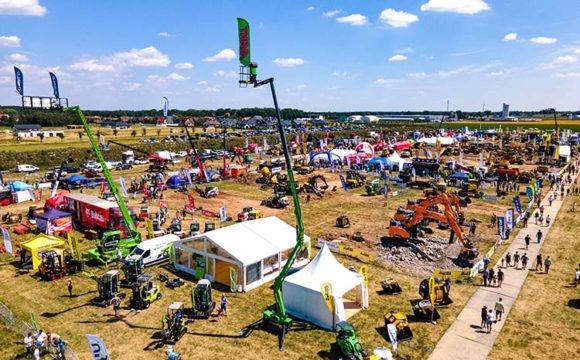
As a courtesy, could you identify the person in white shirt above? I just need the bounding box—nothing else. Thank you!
[35,329,47,349]
[486,310,495,334]
[23,332,34,356]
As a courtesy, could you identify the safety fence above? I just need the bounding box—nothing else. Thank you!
[0,300,80,360]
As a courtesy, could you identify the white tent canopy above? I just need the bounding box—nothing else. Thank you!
[417,136,455,146]
[282,242,368,330]
[387,151,410,170]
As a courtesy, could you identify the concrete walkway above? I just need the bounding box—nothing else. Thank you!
[428,167,577,360]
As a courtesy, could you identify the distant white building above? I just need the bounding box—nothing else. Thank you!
[569,114,580,120]
[348,115,364,123]
[492,103,518,121]
[362,115,379,123]
[13,124,65,138]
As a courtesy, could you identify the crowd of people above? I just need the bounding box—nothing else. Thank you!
[23,330,67,359]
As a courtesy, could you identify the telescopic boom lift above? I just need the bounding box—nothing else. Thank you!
[64,106,141,264]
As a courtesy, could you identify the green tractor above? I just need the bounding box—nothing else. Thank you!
[365,179,384,196]
[130,274,161,310]
[334,321,368,360]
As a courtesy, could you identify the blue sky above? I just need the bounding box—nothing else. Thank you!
[1,0,580,112]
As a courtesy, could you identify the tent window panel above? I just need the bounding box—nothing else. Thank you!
[246,261,262,285]
[281,249,292,264]
[181,238,205,252]
[208,242,235,261]
[263,254,279,276]
[175,248,190,267]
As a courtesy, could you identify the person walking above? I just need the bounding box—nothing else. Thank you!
[575,268,580,287]
[548,195,553,206]
[112,295,121,318]
[505,252,512,267]
[544,256,552,274]
[483,268,489,287]
[219,294,229,319]
[513,251,520,270]
[494,298,505,321]
[536,229,543,244]
[545,214,551,227]
[540,205,545,215]
[536,254,543,271]
[572,201,576,212]
[486,309,495,334]
[524,234,530,250]
[480,305,488,329]
[534,211,539,225]
[497,268,504,287]
[23,332,34,356]
[67,278,73,297]
[489,268,495,287]
[521,253,529,270]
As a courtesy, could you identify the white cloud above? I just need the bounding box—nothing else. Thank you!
[374,78,399,86]
[336,14,368,26]
[167,72,185,81]
[69,60,115,72]
[213,69,237,78]
[420,0,490,15]
[70,46,170,72]
[205,87,220,93]
[306,6,315,11]
[389,54,408,62]
[332,71,348,77]
[7,53,28,62]
[296,84,307,89]
[488,71,505,76]
[555,55,577,64]
[395,48,414,54]
[0,35,21,47]
[157,32,177,37]
[0,0,47,16]
[203,48,236,62]
[175,62,193,69]
[379,9,419,28]
[126,82,142,91]
[408,72,428,78]
[323,9,342,17]
[273,58,305,67]
[196,80,208,86]
[530,36,558,44]
[438,65,474,77]
[503,32,518,42]
[554,72,580,78]
[0,75,10,84]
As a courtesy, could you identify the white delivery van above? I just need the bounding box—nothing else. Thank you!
[17,164,39,173]
[126,234,180,267]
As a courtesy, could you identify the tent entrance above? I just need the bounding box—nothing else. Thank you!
[342,287,363,320]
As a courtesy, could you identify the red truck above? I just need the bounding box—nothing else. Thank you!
[495,167,519,179]
[63,193,136,233]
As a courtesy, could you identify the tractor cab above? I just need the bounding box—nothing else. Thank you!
[189,221,200,236]
[38,250,65,281]
[120,256,145,287]
[139,205,150,220]
[92,270,124,307]
[204,222,215,233]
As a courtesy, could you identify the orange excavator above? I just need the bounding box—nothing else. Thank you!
[386,193,478,262]
[397,192,465,227]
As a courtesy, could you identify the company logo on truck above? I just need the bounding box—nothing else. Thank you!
[85,207,106,224]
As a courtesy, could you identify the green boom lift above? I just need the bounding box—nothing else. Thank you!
[237,17,310,351]
[64,106,141,264]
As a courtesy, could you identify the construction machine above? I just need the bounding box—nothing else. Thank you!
[419,276,452,307]
[365,179,384,196]
[346,170,366,189]
[307,175,329,191]
[120,256,147,287]
[38,250,83,281]
[334,321,369,360]
[335,215,351,228]
[183,279,215,318]
[84,270,125,307]
[130,275,161,310]
[261,194,290,209]
[380,278,402,295]
[237,207,263,222]
[195,185,219,198]
[383,311,413,341]
[64,107,141,265]
[386,193,478,262]
[162,302,188,344]
[107,140,170,174]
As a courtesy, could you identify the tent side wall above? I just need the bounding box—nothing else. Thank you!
[283,281,335,330]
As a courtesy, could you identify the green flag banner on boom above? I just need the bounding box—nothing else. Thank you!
[237,17,251,66]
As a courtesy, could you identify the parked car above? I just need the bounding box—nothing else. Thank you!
[134,158,149,165]
[115,163,133,171]
[16,164,39,173]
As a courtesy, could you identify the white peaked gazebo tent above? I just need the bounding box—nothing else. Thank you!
[282,242,368,330]
[387,151,411,171]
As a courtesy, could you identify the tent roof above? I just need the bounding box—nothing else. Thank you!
[12,181,33,191]
[66,175,88,182]
[20,234,65,251]
[450,172,470,179]
[184,216,310,266]
[36,208,71,220]
[283,242,363,295]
